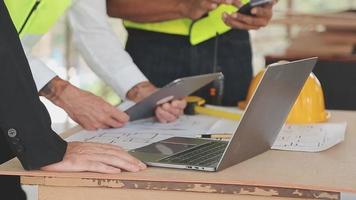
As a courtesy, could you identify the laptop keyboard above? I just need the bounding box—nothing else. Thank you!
[158,141,228,166]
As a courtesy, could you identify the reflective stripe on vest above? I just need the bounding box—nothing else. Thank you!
[5,0,71,37]
[124,1,249,45]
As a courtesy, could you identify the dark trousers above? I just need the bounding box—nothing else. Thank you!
[0,175,26,200]
[0,130,26,200]
[126,29,253,106]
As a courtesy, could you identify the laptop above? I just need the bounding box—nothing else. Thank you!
[129,57,318,172]
[125,73,223,121]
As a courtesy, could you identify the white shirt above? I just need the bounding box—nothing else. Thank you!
[22,0,148,99]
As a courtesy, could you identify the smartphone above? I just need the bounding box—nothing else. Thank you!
[237,0,273,16]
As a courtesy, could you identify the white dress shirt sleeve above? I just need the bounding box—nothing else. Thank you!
[67,0,148,99]
[21,38,57,92]
[26,55,57,92]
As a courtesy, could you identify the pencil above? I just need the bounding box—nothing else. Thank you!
[199,133,232,139]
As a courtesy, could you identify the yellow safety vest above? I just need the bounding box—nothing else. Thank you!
[5,0,71,37]
[124,1,249,45]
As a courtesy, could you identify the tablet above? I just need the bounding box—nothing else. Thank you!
[125,72,223,121]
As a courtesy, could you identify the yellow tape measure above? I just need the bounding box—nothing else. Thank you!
[185,96,242,121]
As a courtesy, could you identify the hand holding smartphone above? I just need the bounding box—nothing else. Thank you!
[237,0,273,16]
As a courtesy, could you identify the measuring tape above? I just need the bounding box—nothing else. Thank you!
[184,96,242,121]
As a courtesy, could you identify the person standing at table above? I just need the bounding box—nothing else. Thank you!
[0,2,146,199]
[4,0,186,130]
[107,0,276,106]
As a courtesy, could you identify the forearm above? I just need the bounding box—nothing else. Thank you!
[39,76,68,103]
[107,0,186,22]
[39,76,73,109]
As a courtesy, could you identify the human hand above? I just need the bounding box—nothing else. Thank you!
[127,81,187,123]
[40,77,129,130]
[155,99,187,123]
[179,0,223,20]
[222,0,276,30]
[126,81,158,103]
[41,142,146,173]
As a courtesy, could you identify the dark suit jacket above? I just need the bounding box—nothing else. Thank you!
[0,0,67,170]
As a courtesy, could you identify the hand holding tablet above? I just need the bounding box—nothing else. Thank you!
[125,73,223,121]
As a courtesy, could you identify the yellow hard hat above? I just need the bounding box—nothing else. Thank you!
[238,69,330,124]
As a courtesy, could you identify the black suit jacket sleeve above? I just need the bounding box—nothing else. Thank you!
[0,1,67,170]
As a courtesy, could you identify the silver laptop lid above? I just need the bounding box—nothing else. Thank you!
[217,57,318,171]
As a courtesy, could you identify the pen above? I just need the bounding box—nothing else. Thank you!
[198,133,232,139]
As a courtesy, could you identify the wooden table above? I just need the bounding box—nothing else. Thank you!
[1,110,356,200]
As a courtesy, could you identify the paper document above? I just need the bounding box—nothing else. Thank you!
[272,122,347,152]
[67,128,176,150]
[202,118,347,152]
[202,121,347,152]
[127,115,218,131]
[66,114,347,153]
[66,115,219,150]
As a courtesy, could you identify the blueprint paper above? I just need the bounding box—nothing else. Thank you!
[66,115,219,150]
[127,115,218,131]
[66,114,346,152]
[67,129,175,150]
[272,122,347,152]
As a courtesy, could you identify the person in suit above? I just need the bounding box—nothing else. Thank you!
[0,1,146,199]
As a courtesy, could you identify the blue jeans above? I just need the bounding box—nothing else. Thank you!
[126,29,253,106]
